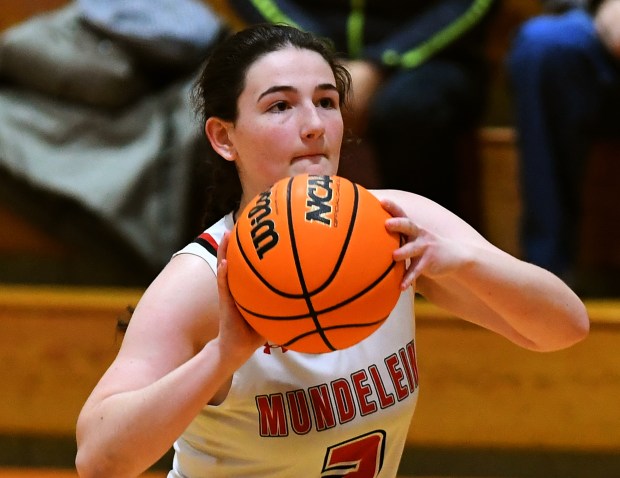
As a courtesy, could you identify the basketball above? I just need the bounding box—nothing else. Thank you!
[226,174,404,353]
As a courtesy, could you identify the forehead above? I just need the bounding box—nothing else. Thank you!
[243,47,336,95]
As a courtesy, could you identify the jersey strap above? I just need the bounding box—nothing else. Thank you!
[194,232,218,257]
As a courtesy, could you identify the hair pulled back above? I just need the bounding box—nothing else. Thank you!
[192,23,351,226]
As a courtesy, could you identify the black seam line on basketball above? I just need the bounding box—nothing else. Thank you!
[303,182,360,296]
[234,209,311,300]
[230,180,358,301]
[194,237,217,258]
[233,219,303,299]
[281,316,388,348]
[287,176,335,351]
[234,260,398,320]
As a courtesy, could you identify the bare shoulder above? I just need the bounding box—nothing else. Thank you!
[87,253,220,398]
[126,253,220,355]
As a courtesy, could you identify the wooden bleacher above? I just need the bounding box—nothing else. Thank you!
[0,284,619,476]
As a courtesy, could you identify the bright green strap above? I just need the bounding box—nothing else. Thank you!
[249,0,300,28]
[347,0,365,59]
[250,0,367,58]
[382,0,494,68]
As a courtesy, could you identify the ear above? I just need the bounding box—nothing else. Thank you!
[205,117,236,161]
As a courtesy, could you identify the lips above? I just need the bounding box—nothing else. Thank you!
[292,154,326,163]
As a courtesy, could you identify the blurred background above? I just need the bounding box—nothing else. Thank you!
[0,1,618,477]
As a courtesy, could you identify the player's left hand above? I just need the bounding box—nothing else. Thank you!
[381,198,472,290]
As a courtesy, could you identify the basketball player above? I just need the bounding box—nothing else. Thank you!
[75,24,589,478]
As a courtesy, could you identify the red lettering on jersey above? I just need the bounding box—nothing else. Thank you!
[405,341,419,389]
[256,394,288,437]
[286,389,312,435]
[385,354,409,401]
[351,370,377,416]
[322,430,386,477]
[254,340,418,437]
[331,378,356,424]
[309,384,336,431]
[399,347,414,393]
[368,364,396,408]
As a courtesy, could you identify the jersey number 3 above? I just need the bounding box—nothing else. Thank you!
[321,430,386,477]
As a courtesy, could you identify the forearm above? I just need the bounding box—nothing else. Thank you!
[76,339,240,478]
[422,245,589,351]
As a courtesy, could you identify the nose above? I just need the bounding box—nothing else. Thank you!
[301,104,325,140]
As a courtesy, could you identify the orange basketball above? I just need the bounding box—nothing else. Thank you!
[226,174,404,353]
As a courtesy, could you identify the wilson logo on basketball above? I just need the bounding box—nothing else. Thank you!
[248,190,279,259]
[305,175,334,226]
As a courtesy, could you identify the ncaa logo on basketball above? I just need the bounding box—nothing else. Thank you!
[247,190,279,259]
[305,175,334,226]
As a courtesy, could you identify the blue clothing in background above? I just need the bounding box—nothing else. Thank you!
[507,8,620,277]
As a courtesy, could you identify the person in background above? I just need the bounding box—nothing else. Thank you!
[215,0,498,215]
[507,0,620,286]
[75,24,588,478]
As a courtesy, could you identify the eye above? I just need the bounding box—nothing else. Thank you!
[317,97,336,109]
[268,101,290,113]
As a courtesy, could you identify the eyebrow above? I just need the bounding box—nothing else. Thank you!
[257,83,338,102]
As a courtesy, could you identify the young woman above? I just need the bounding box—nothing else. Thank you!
[75,24,589,478]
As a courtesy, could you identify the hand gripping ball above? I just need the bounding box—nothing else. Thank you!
[226,174,404,353]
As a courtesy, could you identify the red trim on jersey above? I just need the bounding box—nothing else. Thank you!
[198,232,218,251]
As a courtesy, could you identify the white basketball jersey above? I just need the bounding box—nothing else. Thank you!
[169,213,419,478]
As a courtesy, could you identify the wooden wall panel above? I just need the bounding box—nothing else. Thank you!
[0,286,141,435]
[411,300,620,450]
[1,285,618,455]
